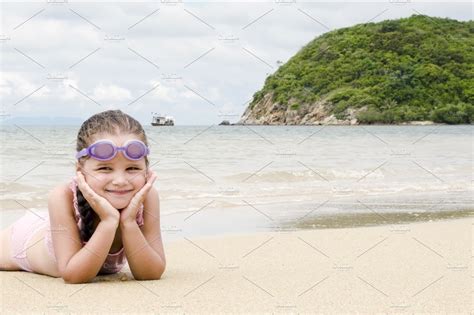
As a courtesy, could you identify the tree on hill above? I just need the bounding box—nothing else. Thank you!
[247,15,473,124]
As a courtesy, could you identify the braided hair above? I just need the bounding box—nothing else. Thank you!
[75,110,150,242]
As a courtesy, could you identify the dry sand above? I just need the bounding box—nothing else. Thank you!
[1,217,472,313]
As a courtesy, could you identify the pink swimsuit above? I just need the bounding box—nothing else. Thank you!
[10,178,144,275]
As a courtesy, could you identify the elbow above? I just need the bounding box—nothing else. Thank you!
[134,263,166,281]
[60,261,96,284]
[62,273,91,284]
[59,266,75,284]
[154,259,166,280]
[135,274,164,281]
[154,264,166,280]
[61,268,93,284]
[63,275,93,284]
[134,275,162,281]
[62,275,81,284]
[63,278,84,285]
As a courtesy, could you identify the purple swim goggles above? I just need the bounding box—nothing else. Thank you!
[76,139,150,161]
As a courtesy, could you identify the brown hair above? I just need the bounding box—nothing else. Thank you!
[75,110,149,242]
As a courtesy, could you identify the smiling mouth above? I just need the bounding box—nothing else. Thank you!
[106,190,133,195]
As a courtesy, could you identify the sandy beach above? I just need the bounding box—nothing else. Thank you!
[1,217,471,313]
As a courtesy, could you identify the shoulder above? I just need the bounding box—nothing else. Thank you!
[47,182,83,279]
[143,186,159,208]
[49,182,73,201]
[142,186,160,223]
[48,182,75,216]
[146,185,159,199]
[140,185,165,263]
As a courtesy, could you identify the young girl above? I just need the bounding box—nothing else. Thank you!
[0,110,166,283]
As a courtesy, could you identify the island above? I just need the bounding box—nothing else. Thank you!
[239,15,473,125]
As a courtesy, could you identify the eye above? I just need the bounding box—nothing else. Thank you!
[97,167,112,171]
[127,167,141,171]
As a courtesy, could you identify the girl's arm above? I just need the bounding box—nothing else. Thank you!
[48,184,119,284]
[120,186,166,280]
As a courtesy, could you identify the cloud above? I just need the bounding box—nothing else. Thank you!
[92,83,132,101]
[1,1,471,124]
[1,72,51,100]
[151,82,173,102]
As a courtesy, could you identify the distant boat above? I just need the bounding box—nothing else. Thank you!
[151,113,174,126]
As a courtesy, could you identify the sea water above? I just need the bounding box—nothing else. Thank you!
[1,124,472,239]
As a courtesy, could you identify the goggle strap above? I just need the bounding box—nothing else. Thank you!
[76,149,88,159]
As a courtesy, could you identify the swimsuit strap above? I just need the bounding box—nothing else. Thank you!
[70,177,81,221]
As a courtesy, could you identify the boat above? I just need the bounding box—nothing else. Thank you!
[151,112,174,126]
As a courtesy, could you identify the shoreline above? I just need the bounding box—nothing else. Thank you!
[1,216,471,313]
[225,121,471,126]
[161,214,472,244]
[1,208,472,243]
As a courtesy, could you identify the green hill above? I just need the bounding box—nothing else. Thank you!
[239,15,473,125]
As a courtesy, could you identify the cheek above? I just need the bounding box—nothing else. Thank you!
[85,174,109,188]
[131,173,146,188]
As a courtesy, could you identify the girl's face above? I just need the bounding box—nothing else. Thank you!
[78,133,148,210]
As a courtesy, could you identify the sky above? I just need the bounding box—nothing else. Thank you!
[1,0,472,126]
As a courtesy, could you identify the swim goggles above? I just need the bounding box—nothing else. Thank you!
[76,139,150,161]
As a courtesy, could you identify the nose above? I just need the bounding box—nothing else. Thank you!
[111,171,129,186]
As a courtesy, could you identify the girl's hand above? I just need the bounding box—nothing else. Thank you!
[119,169,157,225]
[76,170,120,224]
